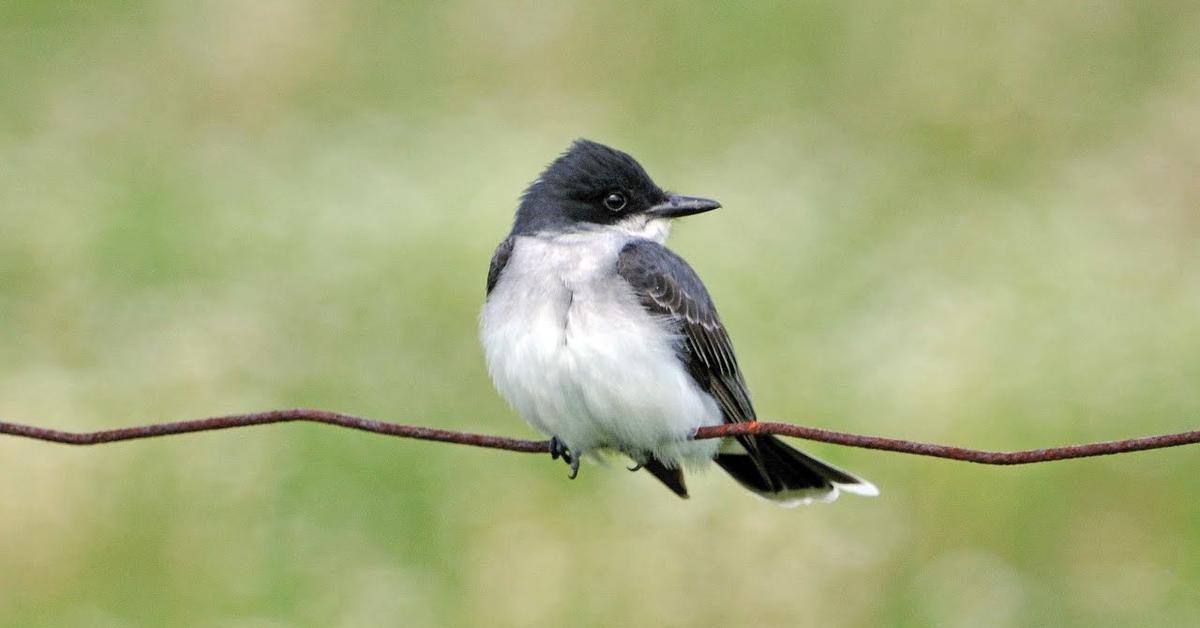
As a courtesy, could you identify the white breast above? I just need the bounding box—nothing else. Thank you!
[479,229,723,469]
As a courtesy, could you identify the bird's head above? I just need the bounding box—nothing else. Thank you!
[512,139,720,238]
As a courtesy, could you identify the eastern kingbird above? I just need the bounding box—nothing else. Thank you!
[481,139,877,505]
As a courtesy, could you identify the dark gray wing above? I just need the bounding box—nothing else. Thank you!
[620,241,873,499]
[616,240,756,425]
[486,236,515,295]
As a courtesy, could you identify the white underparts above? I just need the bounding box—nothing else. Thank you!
[480,223,722,469]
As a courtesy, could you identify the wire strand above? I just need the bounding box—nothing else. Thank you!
[2,408,1197,465]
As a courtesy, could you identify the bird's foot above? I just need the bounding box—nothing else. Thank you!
[549,436,581,479]
[549,435,568,461]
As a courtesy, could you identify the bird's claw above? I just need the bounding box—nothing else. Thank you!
[627,462,643,472]
[567,454,580,479]
[549,436,581,479]
[549,436,568,461]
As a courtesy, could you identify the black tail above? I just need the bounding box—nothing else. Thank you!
[641,457,689,498]
[715,435,877,506]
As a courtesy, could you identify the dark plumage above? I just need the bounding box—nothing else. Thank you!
[616,238,869,498]
[513,140,669,235]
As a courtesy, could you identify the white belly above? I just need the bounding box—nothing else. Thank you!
[479,232,723,468]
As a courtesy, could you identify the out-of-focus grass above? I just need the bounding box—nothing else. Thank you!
[2,2,1199,626]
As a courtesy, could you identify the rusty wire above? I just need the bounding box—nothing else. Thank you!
[1,408,1197,465]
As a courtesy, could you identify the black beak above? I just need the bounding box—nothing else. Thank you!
[645,194,721,219]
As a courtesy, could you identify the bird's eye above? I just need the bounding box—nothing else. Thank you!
[603,192,627,212]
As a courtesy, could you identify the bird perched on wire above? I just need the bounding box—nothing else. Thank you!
[480,139,877,505]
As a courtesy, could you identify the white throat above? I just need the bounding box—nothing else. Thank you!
[613,215,672,243]
[540,215,672,244]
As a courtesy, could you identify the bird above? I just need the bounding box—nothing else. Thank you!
[480,139,877,505]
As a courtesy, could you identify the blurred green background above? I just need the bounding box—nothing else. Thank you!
[2,2,1199,626]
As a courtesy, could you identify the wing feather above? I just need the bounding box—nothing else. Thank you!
[486,236,515,295]
[615,240,756,425]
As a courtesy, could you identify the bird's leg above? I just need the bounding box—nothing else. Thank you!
[549,436,581,479]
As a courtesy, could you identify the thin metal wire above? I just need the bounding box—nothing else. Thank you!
[1,408,1197,465]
